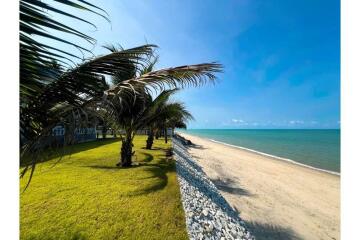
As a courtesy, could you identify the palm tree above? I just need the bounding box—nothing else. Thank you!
[143,89,178,149]
[144,96,194,149]
[98,52,221,166]
[20,0,140,183]
[20,0,160,183]
[150,102,193,144]
[163,102,193,144]
[145,89,176,149]
[20,1,223,184]
[20,45,155,181]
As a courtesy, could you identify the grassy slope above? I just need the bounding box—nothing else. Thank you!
[20,136,188,240]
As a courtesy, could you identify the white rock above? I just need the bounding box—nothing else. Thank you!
[202,209,209,217]
[173,138,254,240]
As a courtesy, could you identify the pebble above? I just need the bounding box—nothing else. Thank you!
[202,209,209,216]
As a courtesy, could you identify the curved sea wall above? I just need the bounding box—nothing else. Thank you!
[173,137,254,240]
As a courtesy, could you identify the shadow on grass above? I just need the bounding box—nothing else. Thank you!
[85,151,154,170]
[59,138,120,156]
[83,152,174,196]
[141,147,167,151]
[86,165,123,170]
[128,159,174,196]
[142,153,154,162]
[21,138,120,167]
[244,221,302,240]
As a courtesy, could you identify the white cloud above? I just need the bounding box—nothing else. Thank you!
[232,119,245,123]
[289,120,304,125]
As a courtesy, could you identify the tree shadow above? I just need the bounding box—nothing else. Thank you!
[244,221,302,240]
[52,138,120,157]
[127,158,175,196]
[186,143,207,150]
[211,178,254,197]
[173,141,241,220]
[142,153,154,162]
[85,165,134,170]
[83,153,174,196]
[174,133,207,150]
[83,155,154,171]
[141,147,167,151]
[173,145,203,173]
[173,137,302,240]
[21,138,120,167]
[83,151,154,170]
[165,148,173,157]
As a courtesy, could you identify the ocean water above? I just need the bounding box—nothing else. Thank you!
[177,129,340,173]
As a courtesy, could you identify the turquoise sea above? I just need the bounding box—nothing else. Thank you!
[177,129,340,173]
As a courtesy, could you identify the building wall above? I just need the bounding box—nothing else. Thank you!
[52,126,97,144]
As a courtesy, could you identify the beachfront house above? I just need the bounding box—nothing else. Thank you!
[51,125,97,145]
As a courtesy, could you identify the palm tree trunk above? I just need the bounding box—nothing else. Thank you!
[102,125,107,139]
[118,131,133,167]
[164,127,168,143]
[146,129,154,149]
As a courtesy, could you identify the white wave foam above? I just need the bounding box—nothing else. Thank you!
[205,138,340,176]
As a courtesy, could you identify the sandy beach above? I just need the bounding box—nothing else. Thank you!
[177,132,340,240]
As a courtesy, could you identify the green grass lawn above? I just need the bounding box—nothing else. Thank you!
[20,136,188,240]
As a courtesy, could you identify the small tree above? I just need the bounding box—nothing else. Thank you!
[145,101,193,148]
[144,89,178,149]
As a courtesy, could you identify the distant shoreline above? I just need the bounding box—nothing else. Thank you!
[177,129,340,175]
[208,138,340,176]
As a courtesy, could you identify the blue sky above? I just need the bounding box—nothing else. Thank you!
[47,0,340,129]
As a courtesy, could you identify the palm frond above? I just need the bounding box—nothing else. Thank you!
[106,63,223,95]
[20,45,157,182]
[20,0,109,100]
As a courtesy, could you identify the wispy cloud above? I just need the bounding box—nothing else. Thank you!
[230,119,260,127]
[214,118,328,129]
[232,119,245,123]
[289,120,304,125]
